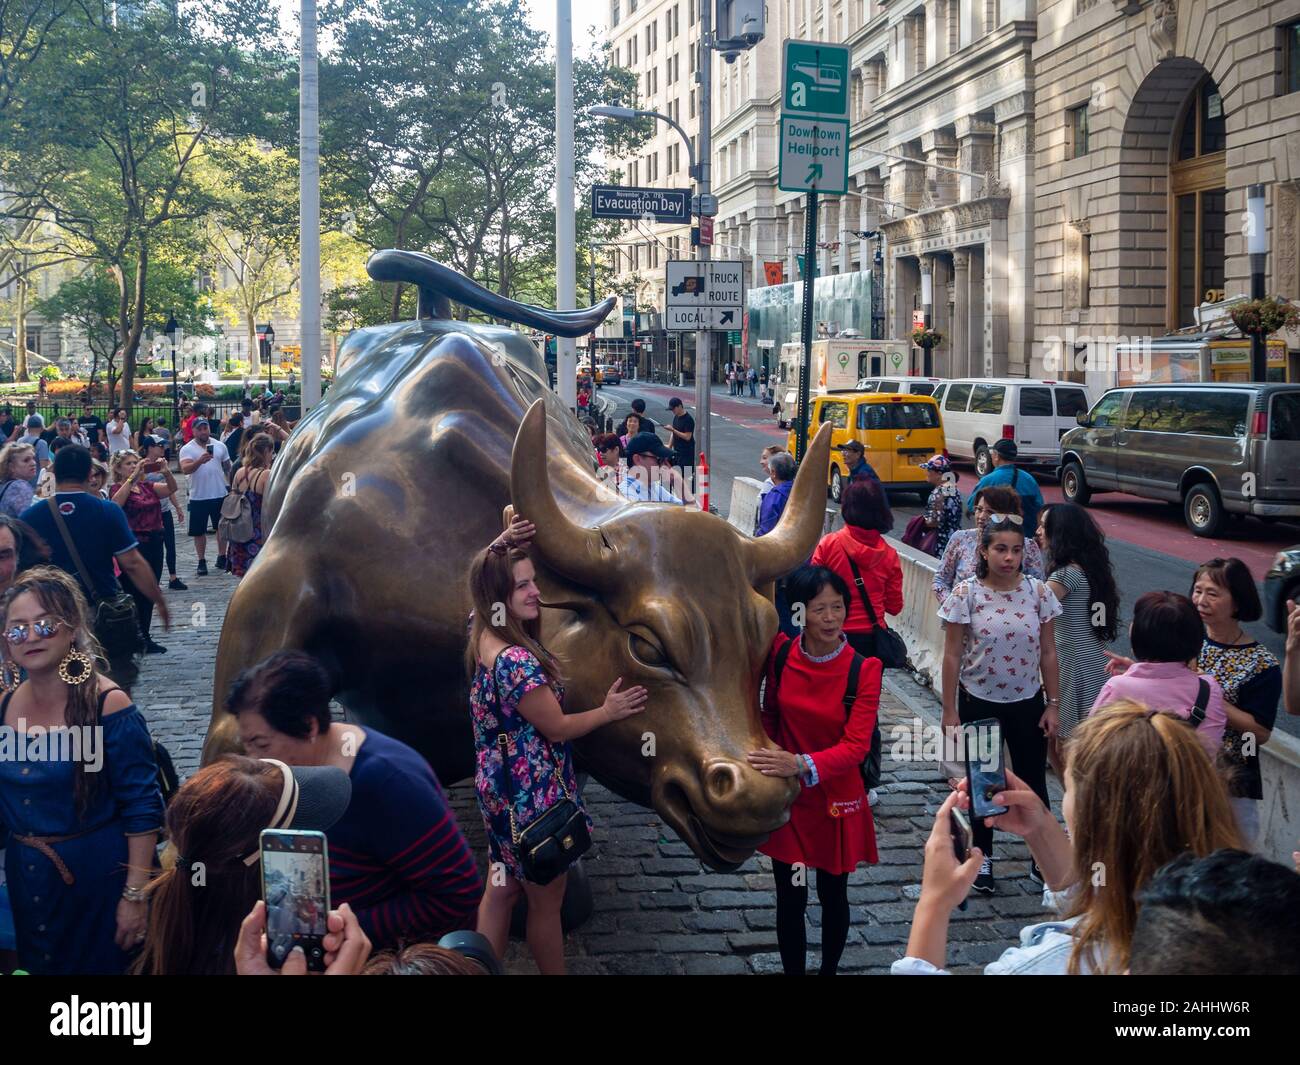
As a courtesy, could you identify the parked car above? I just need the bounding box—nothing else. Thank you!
[596,362,622,386]
[788,391,948,503]
[1058,382,1300,537]
[1263,546,1300,633]
[854,376,943,396]
[931,378,1092,475]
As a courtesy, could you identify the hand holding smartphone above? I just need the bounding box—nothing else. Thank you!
[260,829,330,972]
[964,717,1009,819]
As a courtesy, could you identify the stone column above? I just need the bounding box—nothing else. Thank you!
[892,255,918,350]
[924,0,940,68]
[952,249,970,377]
[932,254,952,376]
[889,151,925,212]
[995,93,1034,376]
[955,115,996,202]
[922,128,960,208]
[969,248,987,375]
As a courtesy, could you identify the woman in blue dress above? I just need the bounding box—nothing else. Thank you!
[0,567,163,974]
[466,515,646,974]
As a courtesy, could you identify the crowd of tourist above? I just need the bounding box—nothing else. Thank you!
[0,386,1296,981]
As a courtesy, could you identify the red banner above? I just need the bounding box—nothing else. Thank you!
[763,261,784,286]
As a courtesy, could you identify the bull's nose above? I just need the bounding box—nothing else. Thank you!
[705,760,741,802]
[697,757,798,832]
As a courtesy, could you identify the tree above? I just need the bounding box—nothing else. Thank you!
[199,141,300,376]
[0,1,293,414]
[0,0,74,116]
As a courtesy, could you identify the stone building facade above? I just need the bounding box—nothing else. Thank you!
[1034,0,1300,393]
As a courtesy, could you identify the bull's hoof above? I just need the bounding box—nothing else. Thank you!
[507,859,593,938]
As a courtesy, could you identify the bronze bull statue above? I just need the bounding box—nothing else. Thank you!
[202,250,832,871]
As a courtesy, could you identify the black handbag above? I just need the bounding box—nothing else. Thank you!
[46,497,143,660]
[846,556,909,670]
[491,652,591,885]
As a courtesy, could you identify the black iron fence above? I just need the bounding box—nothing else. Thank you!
[4,400,302,430]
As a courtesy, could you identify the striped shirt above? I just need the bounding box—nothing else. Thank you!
[327,728,482,948]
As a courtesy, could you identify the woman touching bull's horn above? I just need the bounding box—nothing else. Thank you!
[465,512,646,975]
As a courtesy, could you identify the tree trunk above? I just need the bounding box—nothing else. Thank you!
[119,245,148,419]
[246,310,261,377]
[14,269,29,382]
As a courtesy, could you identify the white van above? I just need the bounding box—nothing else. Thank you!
[855,376,944,396]
[930,378,1093,475]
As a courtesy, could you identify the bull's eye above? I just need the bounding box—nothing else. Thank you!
[629,633,668,669]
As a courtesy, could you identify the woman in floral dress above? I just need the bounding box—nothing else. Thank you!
[466,515,646,974]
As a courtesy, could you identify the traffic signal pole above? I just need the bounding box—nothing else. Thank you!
[694,1,713,473]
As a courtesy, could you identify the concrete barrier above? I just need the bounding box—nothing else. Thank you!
[728,475,837,536]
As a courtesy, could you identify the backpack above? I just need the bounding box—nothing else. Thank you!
[219,472,258,544]
[769,639,871,785]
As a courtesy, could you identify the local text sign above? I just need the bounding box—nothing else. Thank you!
[666,307,741,330]
[778,114,849,194]
[782,40,850,120]
[665,260,746,331]
[590,184,691,223]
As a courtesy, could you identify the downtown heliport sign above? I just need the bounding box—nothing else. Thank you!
[778,39,850,195]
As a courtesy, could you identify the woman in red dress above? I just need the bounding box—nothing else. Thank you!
[748,564,882,976]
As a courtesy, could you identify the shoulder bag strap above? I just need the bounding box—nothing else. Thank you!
[489,646,571,803]
[45,496,102,601]
[770,638,795,705]
[1011,465,1022,492]
[845,555,884,629]
[842,652,864,717]
[1188,678,1210,728]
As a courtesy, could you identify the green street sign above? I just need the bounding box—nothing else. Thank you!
[728,331,742,345]
[782,39,850,120]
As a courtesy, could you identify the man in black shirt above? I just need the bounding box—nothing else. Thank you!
[78,402,106,447]
[616,396,656,436]
[665,397,695,473]
[0,405,16,444]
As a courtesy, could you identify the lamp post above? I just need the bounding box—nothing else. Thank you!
[258,322,276,395]
[164,312,179,438]
[1248,184,1268,382]
[589,100,712,465]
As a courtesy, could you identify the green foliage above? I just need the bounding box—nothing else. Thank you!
[38,364,60,380]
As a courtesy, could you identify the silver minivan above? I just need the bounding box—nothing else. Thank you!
[1059,382,1300,536]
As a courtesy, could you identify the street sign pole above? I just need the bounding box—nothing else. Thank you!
[796,190,818,465]
[694,0,713,477]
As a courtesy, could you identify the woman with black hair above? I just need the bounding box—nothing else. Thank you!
[747,564,881,976]
[1038,503,1120,776]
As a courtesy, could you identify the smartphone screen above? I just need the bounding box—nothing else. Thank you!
[260,829,330,972]
[205,443,214,455]
[964,718,1009,818]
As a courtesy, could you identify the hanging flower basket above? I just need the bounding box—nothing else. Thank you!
[1230,297,1299,337]
[912,326,944,349]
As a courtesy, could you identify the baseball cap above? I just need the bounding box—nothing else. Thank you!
[625,432,674,460]
[138,435,164,450]
[991,439,1018,458]
[836,440,864,454]
[667,397,684,410]
[191,418,209,428]
[919,454,951,472]
[238,759,352,866]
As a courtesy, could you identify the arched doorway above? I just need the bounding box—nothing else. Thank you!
[1168,76,1226,328]
[1116,59,1223,336]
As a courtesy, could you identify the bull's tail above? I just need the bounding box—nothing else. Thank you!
[367,249,616,337]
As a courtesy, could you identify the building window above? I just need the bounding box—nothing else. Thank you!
[610,0,619,27]
[689,88,696,117]
[629,0,637,10]
[1069,103,1089,158]
[1279,21,1300,95]
[1168,76,1227,329]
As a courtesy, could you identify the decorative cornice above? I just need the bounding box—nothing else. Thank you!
[878,194,1012,243]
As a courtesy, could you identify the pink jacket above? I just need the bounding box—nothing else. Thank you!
[1090,661,1227,757]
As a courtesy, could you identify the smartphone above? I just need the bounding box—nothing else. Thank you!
[205,443,214,455]
[260,829,330,972]
[964,717,1009,818]
[949,806,972,862]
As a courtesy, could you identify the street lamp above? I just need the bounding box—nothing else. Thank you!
[163,312,179,438]
[258,322,276,395]
[590,100,713,467]
[1248,184,1268,382]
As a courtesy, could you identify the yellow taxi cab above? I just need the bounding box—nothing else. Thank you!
[787,391,948,503]
[577,363,603,386]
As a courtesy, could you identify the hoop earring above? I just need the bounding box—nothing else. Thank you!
[0,662,21,692]
[57,648,94,686]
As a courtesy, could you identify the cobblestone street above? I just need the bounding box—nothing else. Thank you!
[136,531,1062,976]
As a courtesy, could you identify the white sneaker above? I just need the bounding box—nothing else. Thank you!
[972,856,995,895]
[867,788,879,807]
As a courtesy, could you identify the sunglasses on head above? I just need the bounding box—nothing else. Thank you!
[988,513,1024,526]
[4,617,66,644]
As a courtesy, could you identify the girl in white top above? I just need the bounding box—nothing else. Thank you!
[106,408,132,454]
[938,514,1061,894]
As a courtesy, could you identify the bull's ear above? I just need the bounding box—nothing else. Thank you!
[502,504,515,530]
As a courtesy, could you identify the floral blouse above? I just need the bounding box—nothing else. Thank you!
[932,527,1045,603]
[469,645,589,881]
[924,483,964,554]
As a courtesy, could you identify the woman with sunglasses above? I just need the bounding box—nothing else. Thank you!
[0,567,164,974]
[939,514,1061,894]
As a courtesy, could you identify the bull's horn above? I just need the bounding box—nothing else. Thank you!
[747,421,834,586]
[510,400,608,585]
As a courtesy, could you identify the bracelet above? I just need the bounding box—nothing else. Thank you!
[121,884,147,903]
[1045,698,1060,706]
